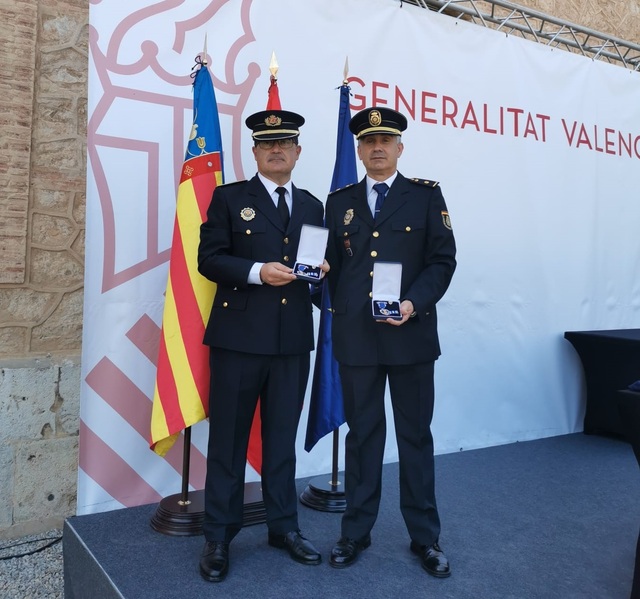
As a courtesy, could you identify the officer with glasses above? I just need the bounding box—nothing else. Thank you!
[197,109,328,582]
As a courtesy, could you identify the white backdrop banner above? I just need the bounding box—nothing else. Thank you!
[80,0,640,514]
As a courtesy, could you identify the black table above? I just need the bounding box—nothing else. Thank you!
[564,329,640,436]
[616,388,640,599]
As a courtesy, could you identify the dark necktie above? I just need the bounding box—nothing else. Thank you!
[276,186,289,229]
[373,182,389,219]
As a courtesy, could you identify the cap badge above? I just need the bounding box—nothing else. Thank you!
[240,207,256,221]
[265,114,282,127]
[441,210,452,230]
[344,208,354,225]
[369,110,382,127]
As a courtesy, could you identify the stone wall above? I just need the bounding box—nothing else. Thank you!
[0,0,87,539]
[0,0,87,356]
[526,0,640,38]
[0,0,638,538]
[0,358,80,539]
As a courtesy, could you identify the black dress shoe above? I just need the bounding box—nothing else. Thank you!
[329,535,371,569]
[268,530,322,565]
[410,540,451,578]
[199,541,229,582]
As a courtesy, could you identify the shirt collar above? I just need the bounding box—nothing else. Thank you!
[366,172,398,195]
[258,172,292,198]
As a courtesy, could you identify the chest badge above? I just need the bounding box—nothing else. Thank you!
[344,208,354,225]
[240,207,256,221]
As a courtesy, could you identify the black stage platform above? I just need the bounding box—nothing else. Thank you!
[64,433,640,599]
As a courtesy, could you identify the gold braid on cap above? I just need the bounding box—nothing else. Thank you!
[356,126,402,139]
[252,129,300,138]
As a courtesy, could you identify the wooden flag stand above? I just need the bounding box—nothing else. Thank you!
[299,429,346,512]
[151,427,266,536]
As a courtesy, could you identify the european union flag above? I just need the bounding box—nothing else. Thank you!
[304,83,358,452]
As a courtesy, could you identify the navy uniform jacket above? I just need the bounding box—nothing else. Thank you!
[198,175,324,356]
[325,173,456,366]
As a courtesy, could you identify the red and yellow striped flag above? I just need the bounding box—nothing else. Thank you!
[150,58,223,456]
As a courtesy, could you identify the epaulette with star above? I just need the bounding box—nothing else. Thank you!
[409,178,439,187]
[329,183,356,195]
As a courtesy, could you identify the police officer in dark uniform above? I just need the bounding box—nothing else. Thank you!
[325,107,457,576]
[197,109,327,582]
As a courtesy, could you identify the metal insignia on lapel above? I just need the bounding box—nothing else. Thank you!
[441,210,452,230]
[240,207,256,221]
[344,208,354,225]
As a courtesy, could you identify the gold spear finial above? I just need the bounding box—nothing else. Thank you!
[343,56,349,84]
[269,51,279,78]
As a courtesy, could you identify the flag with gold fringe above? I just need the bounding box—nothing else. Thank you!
[150,56,223,456]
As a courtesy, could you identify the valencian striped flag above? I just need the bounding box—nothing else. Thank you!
[150,57,223,456]
[304,81,357,451]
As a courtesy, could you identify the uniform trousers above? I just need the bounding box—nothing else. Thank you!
[339,360,441,546]
[202,348,309,543]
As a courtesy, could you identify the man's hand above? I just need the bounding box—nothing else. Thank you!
[318,259,330,279]
[384,299,414,326]
[260,262,296,286]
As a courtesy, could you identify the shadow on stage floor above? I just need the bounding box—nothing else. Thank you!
[63,433,639,599]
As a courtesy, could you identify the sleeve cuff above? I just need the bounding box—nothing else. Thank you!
[248,262,265,285]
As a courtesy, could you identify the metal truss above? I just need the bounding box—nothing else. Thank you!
[402,0,640,71]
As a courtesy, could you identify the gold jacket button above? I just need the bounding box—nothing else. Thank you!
[405,226,411,232]
[283,255,289,262]
[223,302,228,308]
[373,231,379,238]
[284,237,289,244]
[371,250,378,257]
[282,298,288,305]
[246,229,251,235]
[369,292,373,298]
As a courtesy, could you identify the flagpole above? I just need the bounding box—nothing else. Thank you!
[181,426,192,501]
[300,59,356,513]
